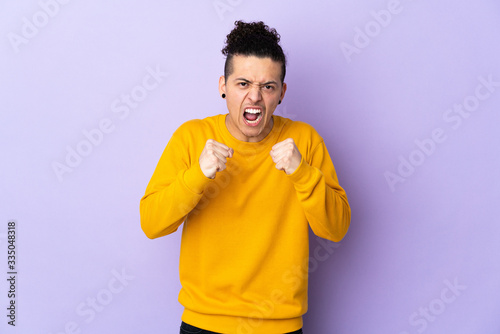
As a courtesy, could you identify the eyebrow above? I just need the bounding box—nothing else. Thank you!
[234,78,278,86]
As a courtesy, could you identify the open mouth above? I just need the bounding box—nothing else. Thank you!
[243,108,263,126]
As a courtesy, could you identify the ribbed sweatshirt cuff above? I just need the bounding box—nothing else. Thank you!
[287,157,315,185]
[183,162,212,194]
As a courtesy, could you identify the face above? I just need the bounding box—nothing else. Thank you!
[219,55,287,142]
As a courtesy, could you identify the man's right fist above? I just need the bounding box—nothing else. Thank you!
[199,139,234,179]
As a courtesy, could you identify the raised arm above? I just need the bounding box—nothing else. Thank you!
[272,137,350,242]
[140,129,233,239]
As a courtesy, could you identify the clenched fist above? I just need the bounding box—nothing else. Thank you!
[199,139,234,179]
[270,138,302,175]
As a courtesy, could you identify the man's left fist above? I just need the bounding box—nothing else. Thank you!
[270,138,302,175]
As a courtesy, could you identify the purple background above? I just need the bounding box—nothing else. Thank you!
[1,0,499,333]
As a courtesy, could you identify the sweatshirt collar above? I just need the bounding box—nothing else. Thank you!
[217,114,284,151]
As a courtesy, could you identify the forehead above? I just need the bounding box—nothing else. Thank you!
[229,55,282,82]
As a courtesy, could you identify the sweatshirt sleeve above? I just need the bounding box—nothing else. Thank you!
[287,140,351,242]
[140,125,212,239]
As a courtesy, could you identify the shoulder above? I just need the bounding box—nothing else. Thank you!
[164,115,222,156]
[176,115,219,131]
[277,116,324,145]
[275,116,326,162]
[173,115,221,139]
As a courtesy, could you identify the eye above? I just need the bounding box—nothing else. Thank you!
[238,82,248,87]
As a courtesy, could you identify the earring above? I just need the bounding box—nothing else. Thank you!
[222,94,226,98]
[278,100,281,105]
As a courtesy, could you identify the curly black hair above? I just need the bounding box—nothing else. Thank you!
[222,20,287,83]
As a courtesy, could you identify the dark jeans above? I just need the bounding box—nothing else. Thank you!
[180,321,303,334]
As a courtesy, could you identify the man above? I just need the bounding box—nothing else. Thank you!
[140,21,350,334]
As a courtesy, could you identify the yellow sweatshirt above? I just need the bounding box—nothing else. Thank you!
[140,114,350,333]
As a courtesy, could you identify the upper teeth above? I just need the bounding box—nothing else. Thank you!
[245,109,261,114]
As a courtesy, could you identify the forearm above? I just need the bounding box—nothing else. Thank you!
[140,163,211,239]
[288,157,351,242]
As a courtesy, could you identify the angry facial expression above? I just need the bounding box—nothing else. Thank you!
[219,55,287,142]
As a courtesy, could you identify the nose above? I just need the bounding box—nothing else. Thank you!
[247,85,262,103]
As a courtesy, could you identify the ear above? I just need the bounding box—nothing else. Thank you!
[280,82,287,102]
[218,75,226,96]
